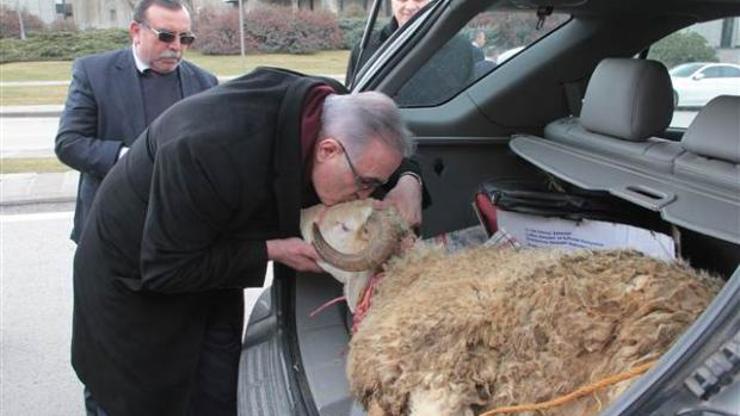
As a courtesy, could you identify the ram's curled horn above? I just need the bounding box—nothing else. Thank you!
[312,207,407,272]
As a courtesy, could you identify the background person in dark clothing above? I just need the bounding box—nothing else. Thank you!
[72,67,424,416]
[55,0,217,243]
[345,0,476,106]
[471,29,487,62]
[345,0,430,85]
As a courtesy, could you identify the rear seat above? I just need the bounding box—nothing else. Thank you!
[674,95,740,191]
[508,59,740,244]
[544,58,684,172]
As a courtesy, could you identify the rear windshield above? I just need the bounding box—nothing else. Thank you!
[393,9,569,107]
[648,16,740,128]
[669,63,704,77]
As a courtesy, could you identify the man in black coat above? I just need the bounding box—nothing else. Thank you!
[72,67,424,415]
[55,0,217,243]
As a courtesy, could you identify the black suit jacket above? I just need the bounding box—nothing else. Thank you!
[55,48,217,242]
[72,68,347,415]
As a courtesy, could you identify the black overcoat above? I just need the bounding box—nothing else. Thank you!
[71,68,345,415]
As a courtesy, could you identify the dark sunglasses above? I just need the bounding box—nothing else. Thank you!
[140,21,196,45]
[336,140,387,192]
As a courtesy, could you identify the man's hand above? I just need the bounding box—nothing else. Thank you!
[266,238,323,273]
[382,174,423,228]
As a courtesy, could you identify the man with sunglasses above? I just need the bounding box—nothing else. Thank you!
[55,0,216,244]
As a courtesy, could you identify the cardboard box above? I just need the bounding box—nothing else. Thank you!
[497,210,676,260]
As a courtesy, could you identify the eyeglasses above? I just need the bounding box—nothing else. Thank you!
[336,140,387,192]
[139,21,196,46]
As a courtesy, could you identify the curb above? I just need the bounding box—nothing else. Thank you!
[0,196,75,207]
[0,110,63,118]
[0,171,79,207]
[0,105,64,119]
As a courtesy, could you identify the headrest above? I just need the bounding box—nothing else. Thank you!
[580,58,673,142]
[681,95,740,163]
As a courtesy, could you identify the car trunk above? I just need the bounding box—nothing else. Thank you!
[238,0,740,413]
[239,136,739,415]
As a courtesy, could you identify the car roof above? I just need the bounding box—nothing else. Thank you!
[520,0,740,21]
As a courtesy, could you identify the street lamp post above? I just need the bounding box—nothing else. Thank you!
[238,0,245,57]
[15,0,26,40]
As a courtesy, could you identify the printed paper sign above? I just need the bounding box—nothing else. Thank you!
[497,210,676,260]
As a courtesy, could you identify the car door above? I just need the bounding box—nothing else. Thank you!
[695,65,726,105]
[717,65,740,97]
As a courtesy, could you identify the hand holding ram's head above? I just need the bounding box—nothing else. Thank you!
[300,199,412,311]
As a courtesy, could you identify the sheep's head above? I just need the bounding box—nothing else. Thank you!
[300,200,410,311]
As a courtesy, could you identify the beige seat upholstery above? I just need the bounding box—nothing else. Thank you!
[544,58,684,172]
[674,95,740,190]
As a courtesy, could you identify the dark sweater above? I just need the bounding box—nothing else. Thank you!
[139,69,183,125]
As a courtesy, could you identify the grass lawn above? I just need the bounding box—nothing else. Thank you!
[0,61,74,82]
[0,50,350,81]
[0,158,71,174]
[0,50,350,105]
[1,85,70,106]
[189,50,351,77]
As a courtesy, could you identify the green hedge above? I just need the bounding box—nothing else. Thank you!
[338,17,367,50]
[0,14,375,63]
[1,29,129,63]
[649,31,718,69]
[338,17,390,50]
[196,6,348,56]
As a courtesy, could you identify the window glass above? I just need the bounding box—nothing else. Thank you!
[669,63,705,77]
[702,66,723,78]
[720,66,740,77]
[393,10,569,107]
[648,17,740,129]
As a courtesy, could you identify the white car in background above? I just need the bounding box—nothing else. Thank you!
[670,62,740,107]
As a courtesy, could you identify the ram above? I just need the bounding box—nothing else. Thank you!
[303,201,723,416]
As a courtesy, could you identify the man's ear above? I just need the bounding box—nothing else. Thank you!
[315,138,341,163]
[129,21,141,44]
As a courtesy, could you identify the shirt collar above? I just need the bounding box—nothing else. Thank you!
[131,45,149,74]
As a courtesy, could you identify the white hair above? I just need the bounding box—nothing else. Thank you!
[320,92,414,157]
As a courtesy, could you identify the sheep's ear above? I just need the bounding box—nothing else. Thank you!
[344,274,370,313]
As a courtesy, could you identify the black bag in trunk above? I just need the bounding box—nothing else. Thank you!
[475,176,671,236]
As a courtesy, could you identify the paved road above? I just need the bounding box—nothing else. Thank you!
[1,210,83,415]
[670,110,697,129]
[1,117,59,158]
[0,206,270,415]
